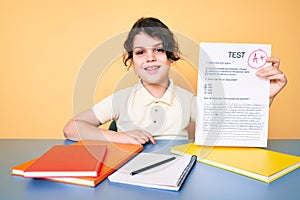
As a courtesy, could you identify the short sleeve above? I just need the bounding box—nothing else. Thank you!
[92,95,115,124]
[92,87,132,124]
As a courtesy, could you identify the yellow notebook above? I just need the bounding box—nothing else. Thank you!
[170,142,300,183]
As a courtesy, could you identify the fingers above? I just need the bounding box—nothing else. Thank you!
[265,57,287,86]
[254,57,287,105]
[266,57,280,69]
[138,131,156,144]
[148,134,156,144]
[141,131,156,144]
[255,66,283,79]
[124,130,156,145]
[255,64,287,88]
[268,73,287,82]
[255,66,275,77]
[255,57,282,78]
[133,134,153,144]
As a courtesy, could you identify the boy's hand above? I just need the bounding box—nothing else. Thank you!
[105,130,156,145]
[255,57,287,105]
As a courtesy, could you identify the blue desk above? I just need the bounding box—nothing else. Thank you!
[1,139,300,200]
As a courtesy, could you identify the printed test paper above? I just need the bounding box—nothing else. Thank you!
[195,43,271,147]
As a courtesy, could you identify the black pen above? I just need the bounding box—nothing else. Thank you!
[130,156,176,176]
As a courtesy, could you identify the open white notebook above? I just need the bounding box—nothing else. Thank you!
[108,153,196,191]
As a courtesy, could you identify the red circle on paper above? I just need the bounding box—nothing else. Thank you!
[248,49,268,69]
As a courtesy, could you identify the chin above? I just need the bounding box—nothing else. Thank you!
[143,78,168,86]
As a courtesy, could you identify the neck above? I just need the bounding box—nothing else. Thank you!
[142,80,170,98]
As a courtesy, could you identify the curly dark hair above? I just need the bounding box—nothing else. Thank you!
[123,17,180,67]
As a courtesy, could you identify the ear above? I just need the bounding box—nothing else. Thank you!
[169,59,175,65]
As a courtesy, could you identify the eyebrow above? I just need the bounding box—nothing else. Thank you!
[133,42,163,50]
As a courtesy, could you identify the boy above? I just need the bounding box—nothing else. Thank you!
[64,17,287,144]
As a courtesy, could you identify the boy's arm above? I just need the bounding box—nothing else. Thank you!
[63,109,104,141]
[63,109,155,144]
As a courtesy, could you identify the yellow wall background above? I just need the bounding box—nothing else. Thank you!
[1,0,299,139]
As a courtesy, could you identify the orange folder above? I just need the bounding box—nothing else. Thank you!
[11,140,143,187]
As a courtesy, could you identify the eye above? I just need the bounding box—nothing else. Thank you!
[155,48,165,53]
[134,50,144,55]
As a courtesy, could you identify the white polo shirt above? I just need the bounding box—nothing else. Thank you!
[92,79,196,139]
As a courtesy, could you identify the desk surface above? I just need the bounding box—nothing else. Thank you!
[1,139,300,200]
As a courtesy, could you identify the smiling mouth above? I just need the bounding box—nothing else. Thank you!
[144,65,161,71]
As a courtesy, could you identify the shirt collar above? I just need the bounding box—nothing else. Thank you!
[135,79,175,106]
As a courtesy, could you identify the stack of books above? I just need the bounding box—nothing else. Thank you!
[11,141,143,187]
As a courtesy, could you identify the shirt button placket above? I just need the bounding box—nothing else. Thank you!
[151,104,163,129]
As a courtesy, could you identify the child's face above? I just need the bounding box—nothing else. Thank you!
[132,32,171,86]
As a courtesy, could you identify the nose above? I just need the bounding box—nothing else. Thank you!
[146,50,156,62]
